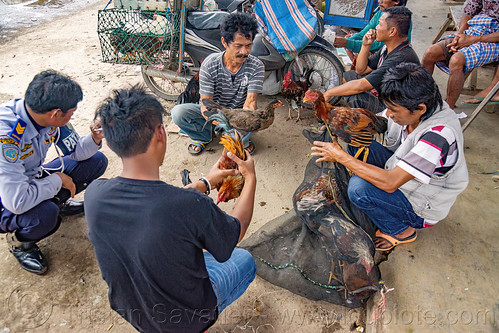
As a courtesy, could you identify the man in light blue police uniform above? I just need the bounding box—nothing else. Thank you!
[0,70,108,274]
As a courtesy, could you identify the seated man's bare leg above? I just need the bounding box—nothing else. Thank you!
[422,43,447,75]
[463,65,499,103]
[446,52,467,109]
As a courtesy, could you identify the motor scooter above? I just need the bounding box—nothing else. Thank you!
[141,1,344,105]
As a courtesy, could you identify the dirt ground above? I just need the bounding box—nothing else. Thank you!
[0,0,497,332]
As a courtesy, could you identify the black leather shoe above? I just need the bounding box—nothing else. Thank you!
[59,200,84,216]
[7,234,47,275]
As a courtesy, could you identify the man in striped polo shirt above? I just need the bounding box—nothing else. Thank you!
[172,12,264,155]
[312,63,468,252]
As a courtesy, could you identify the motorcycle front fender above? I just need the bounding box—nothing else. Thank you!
[307,35,337,54]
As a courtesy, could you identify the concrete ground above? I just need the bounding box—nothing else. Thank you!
[0,0,497,332]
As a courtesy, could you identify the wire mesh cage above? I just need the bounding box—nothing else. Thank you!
[114,0,169,11]
[113,0,201,11]
[97,9,182,65]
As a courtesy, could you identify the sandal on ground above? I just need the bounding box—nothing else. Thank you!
[461,96,499,105]
[375,230,417,252]
[245,140,256,155]
[187,141,206,155]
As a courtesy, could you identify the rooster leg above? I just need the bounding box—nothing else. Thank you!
[296,105,302,122]
[286,103,293,121]
[289,99,299,121]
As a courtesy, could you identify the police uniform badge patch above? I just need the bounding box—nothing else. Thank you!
[1,135,20,163]
[57,122,80,155]
[47,127,57,136]
[8,118,27,144]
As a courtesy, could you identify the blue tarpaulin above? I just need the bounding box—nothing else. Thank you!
[254,0,318,54]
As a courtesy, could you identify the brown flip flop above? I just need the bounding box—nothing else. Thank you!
[375,230,417,251]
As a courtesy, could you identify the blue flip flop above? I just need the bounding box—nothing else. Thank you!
[461,96,499,105]
[187,141,206,155]
[245,139,256,155]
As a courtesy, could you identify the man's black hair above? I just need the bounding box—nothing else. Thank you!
[96,85,166,158]
[221,12,258,44]
[395,0,408,7]
[380,63,443,121]
[25,70,83,114]
[384,6,412,38]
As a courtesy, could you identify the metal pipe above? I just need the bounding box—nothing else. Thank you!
[143,67,191,83]
[178,0,187,72]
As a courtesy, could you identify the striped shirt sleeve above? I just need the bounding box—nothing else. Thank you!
[397,126,458,184]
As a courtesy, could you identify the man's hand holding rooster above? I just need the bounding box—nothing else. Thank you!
[226,151,255,182]
[205,152,255,190]
[311,139,349,164]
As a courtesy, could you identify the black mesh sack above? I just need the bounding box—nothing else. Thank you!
[241,131,381,308]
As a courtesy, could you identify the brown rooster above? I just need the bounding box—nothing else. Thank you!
[281,72,310,121]
[202,99,283,133]
[217,130,246,203]
[303,89,387,148]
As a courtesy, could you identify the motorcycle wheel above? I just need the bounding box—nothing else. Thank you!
[141,52,199,101]
[284,46,344,105]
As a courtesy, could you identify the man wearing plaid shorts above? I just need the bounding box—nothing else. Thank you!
[422,0,499,109]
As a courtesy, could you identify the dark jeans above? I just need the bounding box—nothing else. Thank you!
[0,152,108,242]
[347,142,424,235]
[171,103,252,146]
[343,70,386,114]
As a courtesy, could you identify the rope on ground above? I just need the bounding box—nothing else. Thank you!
[369,285,394,324]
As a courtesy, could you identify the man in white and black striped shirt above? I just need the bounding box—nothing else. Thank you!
[312,63,468,252]
[172,12,264,155]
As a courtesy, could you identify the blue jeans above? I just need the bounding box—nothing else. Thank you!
[171,103,252,146]
[204,248,256,314]
[347,142,424,235]
[171,103,214,144]
[0,152,108,241]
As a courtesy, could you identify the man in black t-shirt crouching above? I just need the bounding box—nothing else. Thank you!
[84,85,257,332]
[323,6,419,114]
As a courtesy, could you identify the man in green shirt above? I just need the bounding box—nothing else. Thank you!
[334,0,411,64]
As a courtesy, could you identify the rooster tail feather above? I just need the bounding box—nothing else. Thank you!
[234,130,246,160]
[201,98,220,111]
[373,116,388,134]
[219,130,245,160]
[177,92,186,105]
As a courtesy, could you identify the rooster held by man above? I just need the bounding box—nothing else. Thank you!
[303,89,387,161]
